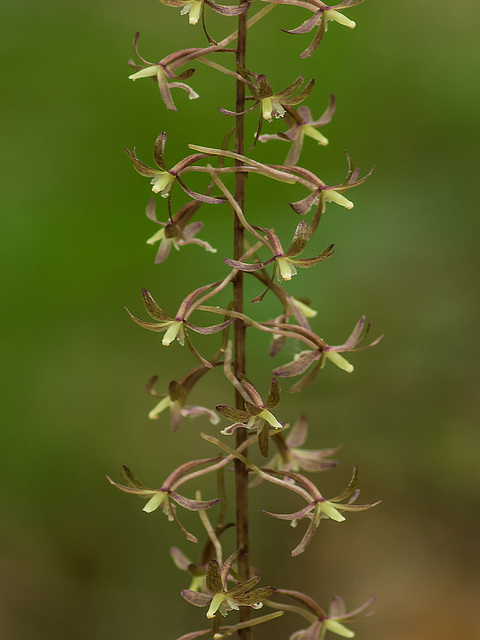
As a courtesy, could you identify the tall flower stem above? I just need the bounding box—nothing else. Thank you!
[233,4,251,638]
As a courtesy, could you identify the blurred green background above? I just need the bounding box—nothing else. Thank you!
[1,0,479,638]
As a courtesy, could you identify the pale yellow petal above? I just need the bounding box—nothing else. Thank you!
[325,10,356,29]
[326,352,354,373]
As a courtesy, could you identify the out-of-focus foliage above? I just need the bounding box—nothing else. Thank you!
[1,1,478,638]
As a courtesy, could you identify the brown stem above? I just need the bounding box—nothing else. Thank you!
[234,4,251,639]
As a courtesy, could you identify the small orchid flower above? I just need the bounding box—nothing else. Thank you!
[219,73,315,146]
[145,198,216,264]
[286,152,374,217]
[263,466,380,556]
[146,370,219,430]
[259,95,336,165]
[125,285,233,366]
[268,414,339,474]
[221,73,315,122]
[128,33,200,111]
[223,221,334,283]
[158,0,250,26]
[216,377,284,457]
[182,553,275,619]
[275,590,376,640]
[126,132,226,204]
[107,459,222,542]
[272,316,382,392]
[262,0,364,59]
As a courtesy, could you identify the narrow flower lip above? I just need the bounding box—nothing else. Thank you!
[128,65,160,80]
[325,351,354,373]
[325,9,356,29]
[303,124,328,145]
[324,619,355,637]
[259,408,283,429]
[206,593,229,618]
[148,395,172,419]
[143,492,167,513]
[324,189,353,209]
[320,502,346,522]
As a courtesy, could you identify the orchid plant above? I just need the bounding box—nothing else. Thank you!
[110,1,381,638]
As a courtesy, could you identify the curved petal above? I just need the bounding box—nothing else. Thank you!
[282,11,323,35]
[286,413,308,448]
[184,318,234,335]
[285,221,309,257]
[223,257,276,272]
[125,148,160,177]
[205,0,251,15]
[181,590,213,608]
[289,360,323,393]
[273,350,321,378]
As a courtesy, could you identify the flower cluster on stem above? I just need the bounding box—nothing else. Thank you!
[110,0,381,638]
